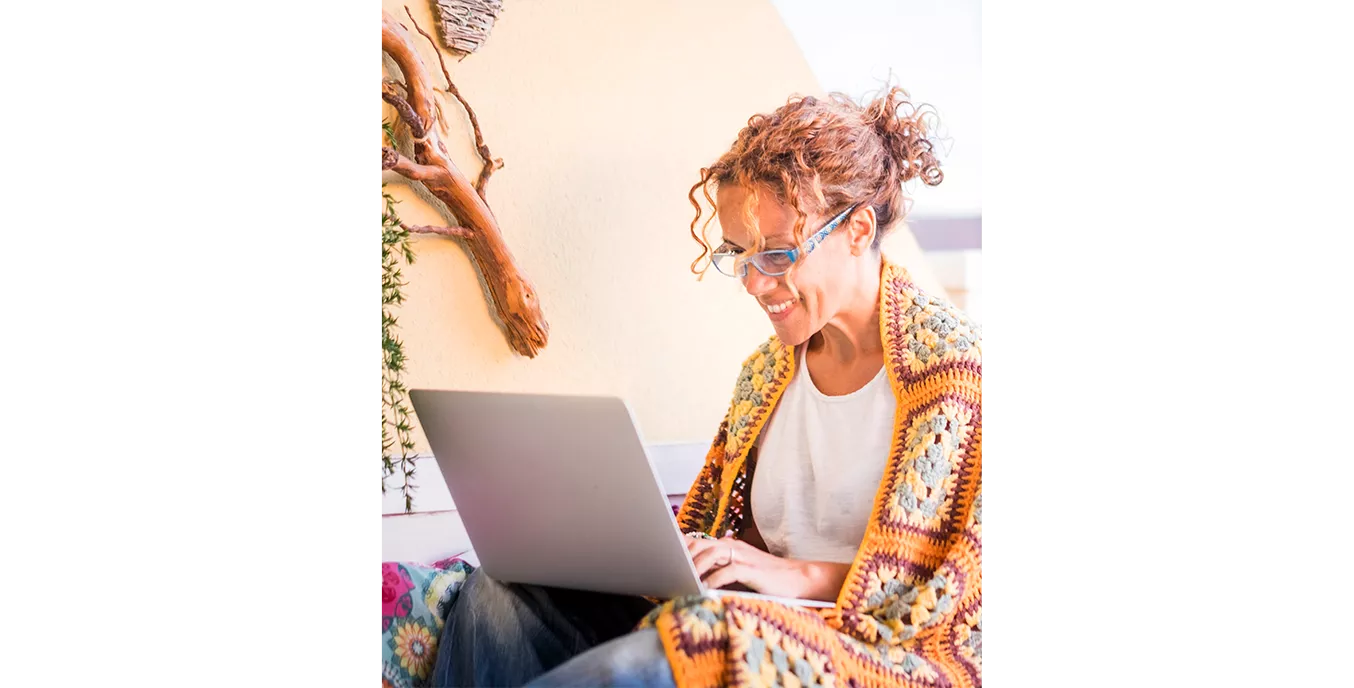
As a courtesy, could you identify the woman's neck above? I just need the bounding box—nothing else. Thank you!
[808,256,884,364]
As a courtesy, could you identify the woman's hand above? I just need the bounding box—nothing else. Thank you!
[683,534,850,603]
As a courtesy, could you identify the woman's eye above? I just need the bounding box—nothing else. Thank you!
[762,252,794,268]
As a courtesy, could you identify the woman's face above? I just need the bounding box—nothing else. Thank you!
[715,185,872,347]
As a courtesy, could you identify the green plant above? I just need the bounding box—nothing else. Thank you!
[382,175,418,512]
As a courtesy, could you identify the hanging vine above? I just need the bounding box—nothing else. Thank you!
[382,178,419,511]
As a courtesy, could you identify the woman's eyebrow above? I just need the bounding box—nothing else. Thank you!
[717,238,745,251]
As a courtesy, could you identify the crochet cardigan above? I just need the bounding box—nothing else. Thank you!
[640,260,982,688]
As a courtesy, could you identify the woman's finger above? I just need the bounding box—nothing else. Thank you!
[702,557,744,591]
[685,537,718,561]
[691,543,731,577]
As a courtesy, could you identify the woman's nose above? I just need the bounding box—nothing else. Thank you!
[742,267,777,297]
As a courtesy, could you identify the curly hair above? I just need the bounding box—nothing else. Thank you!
[688,86,944,275]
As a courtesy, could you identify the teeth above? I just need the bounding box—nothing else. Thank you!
[766,299,795,314]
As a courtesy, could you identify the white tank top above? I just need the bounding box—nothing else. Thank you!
[750,345,895,564]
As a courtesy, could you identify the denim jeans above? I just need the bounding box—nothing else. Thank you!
[431,569,677,687]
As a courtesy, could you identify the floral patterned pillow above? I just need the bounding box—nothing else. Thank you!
[381,556,475,688]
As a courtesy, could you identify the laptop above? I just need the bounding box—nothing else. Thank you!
[408,389,833,608]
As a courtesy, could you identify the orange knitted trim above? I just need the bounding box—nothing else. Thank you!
[711,340,796,536]
[655,611,726,688]
[925,622,980,688]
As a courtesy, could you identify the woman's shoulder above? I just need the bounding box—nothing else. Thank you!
[730,336,792,384]
[737,336,791,371]
[722,336,793,410]
[884,274,983,370]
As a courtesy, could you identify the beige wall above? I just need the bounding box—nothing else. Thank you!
[382,0,946,452]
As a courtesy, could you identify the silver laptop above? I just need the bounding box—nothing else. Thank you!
[408,389,832,608]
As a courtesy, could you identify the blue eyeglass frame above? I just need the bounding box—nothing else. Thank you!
[711,204,859,279]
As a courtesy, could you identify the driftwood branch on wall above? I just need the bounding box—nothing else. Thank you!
[404,6,503,199]
[381,8,549,358]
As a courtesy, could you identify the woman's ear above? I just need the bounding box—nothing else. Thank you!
[847,206,878,256]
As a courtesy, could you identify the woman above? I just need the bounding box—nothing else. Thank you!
[432,87,982,688]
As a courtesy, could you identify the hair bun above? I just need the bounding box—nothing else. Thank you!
[865,87,943,187]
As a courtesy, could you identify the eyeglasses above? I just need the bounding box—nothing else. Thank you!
[710,205,858,279]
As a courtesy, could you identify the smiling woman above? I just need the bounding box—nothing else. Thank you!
[693,87,944,346]
[432,84,981,688]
